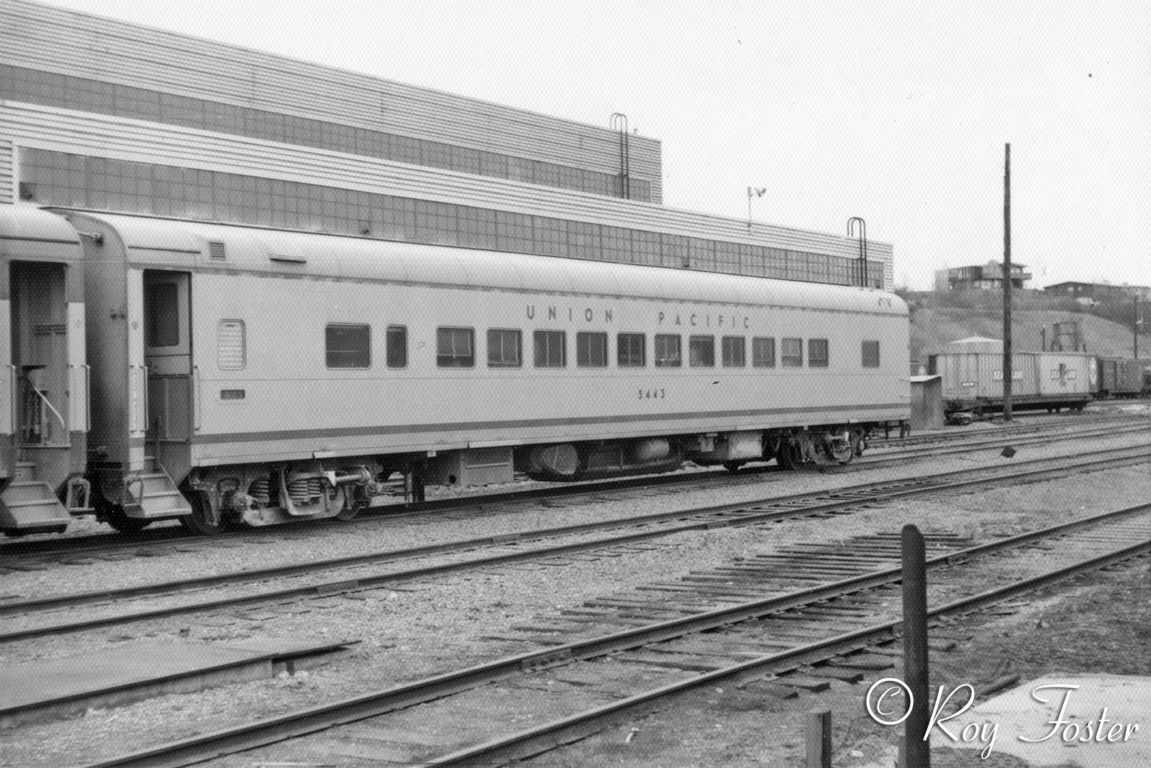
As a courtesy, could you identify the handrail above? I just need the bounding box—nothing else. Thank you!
[128,365,137,432]
[29,384,68,441]
[6,365,15,435]
[142,365,149,432]
[193,366,201,431]
[84,365,92,432]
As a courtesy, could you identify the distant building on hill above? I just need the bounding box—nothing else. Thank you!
[934,262,1032,291]
[1044,281,1150,305]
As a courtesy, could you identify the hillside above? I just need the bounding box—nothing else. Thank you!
[902,291,1150,367]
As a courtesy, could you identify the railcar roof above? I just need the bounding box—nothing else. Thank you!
[67,211,906,315]
[1,204,83,261]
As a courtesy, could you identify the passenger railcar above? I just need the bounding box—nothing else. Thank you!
[0,206,91,535]
[928,350,1096,416]
[3,206,910,535]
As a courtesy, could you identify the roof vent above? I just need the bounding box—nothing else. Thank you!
[208,241,226,260]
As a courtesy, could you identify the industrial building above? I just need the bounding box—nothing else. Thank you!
[1,0,893,289]
[933,261,1031,292]
[1044,281,1150,305]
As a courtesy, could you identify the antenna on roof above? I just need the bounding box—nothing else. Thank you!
[747,187,765,231]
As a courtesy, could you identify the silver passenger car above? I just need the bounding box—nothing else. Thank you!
[32,210,912,533]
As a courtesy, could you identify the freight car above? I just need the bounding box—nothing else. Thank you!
[1095,357,1151,399]
[2,207,910,535]
[928,348,1096,417]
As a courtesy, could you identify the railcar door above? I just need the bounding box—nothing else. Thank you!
[142,270,193,480]
[11,262,70,448]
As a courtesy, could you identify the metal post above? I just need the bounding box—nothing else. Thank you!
[806,709,832,768]
[848,217,868,288]
[1002,144,1013,422]
[900,524,930,768]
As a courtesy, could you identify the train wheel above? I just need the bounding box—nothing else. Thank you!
[105,507,152,534]
[723,461,745,474]
[775,442,802,470]
[180,492,225,536]
[95,495,151,534]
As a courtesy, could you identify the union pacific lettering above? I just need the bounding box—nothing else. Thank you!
[525,305,614,323]
[657,311,751,329]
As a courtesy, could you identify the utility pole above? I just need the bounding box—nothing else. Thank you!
[1136,296,1141,359]
[1003,144,1013,421]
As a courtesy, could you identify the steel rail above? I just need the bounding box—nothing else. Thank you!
[83,502,1151,768]
[3,445,1148,644]
[7,440,1150,615]
[427,537,1151,768]
[5,416,1145,559]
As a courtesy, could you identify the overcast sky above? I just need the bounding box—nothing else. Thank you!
[43,0,1150,290]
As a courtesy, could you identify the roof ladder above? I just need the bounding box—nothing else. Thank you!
[610,113,631,200]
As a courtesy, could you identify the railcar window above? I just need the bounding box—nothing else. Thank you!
[862,340,881,368]
[752,337,776,368]
[577,332,609,368]
[722,336,746,368]
[145,282,179,347]
[437,327,475,368]
[617,333,646,367]
[326,324,371,369]
[386,325,408,368]
[488,329,522,368]
[217,320,246,370]
[781,337,804,368]
[689,335,715,367]
[809,338,829,368]
[533,330,566,368]
[654,334,682,368]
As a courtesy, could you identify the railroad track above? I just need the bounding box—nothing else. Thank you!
[4,416,1147,562]
[3,442,1148,644]
[868,410,1141,448]
[82,497,1151,767]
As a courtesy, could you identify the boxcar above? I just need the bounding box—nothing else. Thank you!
[1097,357,1151,398]
[929,350,1095,416]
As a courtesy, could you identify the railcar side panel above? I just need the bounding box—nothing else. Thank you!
[186,269,908,467]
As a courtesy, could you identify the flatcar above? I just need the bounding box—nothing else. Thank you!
[928,349,1096,416]
[1,206,910,535]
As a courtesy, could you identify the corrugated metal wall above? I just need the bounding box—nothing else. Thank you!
[1,101,892,272]
[0,0,661,191]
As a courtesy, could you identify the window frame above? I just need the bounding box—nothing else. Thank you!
[386,324,408,369]
[576,331,609,368]
[781,337,804,368]
[617,332,646,368]
[436,326,476,368]
[751,336,776,368]
[533,329,567,368]
[721,336,746,368]
[808,338,829,368]
[325,323,372,369]
[654,334,682,368]
[689,335,716,368]
[487,328,523,368]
